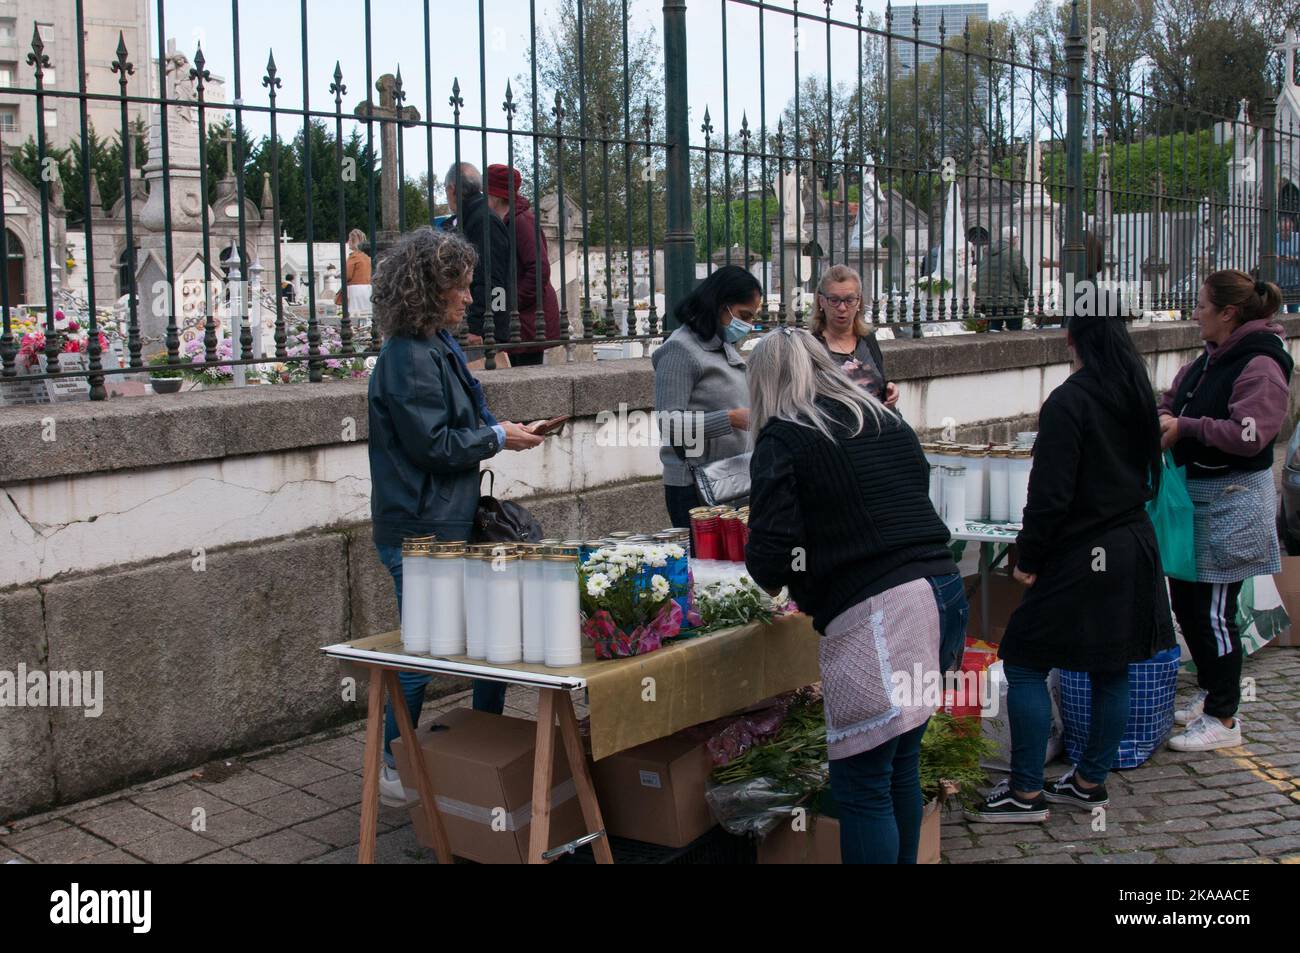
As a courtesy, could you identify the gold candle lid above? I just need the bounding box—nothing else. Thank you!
[545,545,580,561]
[519,543,546,559]
[429,542,466,558]
[401,539,435,556]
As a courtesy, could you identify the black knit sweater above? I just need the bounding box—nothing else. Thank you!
[744,398,956,633]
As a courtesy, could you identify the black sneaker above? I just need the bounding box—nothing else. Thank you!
[1043,769,1109,809]
[963,780,1050,824]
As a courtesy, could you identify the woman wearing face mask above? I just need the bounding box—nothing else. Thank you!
[652,265,762,529]
[811,264,900,408]
[1157,271,1292,752]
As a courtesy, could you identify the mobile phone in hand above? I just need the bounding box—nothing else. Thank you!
[529,415,570,437]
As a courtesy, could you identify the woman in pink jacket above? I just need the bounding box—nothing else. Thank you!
[1157,271,1292,752]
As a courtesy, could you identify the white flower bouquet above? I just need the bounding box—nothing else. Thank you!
[580,543,686,659]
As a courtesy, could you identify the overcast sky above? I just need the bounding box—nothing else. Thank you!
[160,0,1047,183]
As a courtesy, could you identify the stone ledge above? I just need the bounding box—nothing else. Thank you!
[4,316,1297,484]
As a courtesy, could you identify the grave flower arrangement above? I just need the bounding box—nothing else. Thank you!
[579,543,685,659]
[259,321,369,383]
[15,310,110,372]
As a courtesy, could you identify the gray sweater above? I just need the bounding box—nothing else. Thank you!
[651,325,749,486]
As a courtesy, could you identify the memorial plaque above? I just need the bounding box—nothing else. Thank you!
[0,376,49,406]
[47,353,92,403]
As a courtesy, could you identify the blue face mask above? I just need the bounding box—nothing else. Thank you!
[723,309,753,344]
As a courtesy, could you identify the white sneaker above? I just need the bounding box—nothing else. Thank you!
[1174,689,1208,726]
[379,764,419,808]
[1168,714,1242,752]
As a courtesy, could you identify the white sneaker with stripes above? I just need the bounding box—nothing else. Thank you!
[1174,689,1208,726]
[1168,714,1242,752]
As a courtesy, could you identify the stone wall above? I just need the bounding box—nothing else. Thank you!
[3,317,1300,820]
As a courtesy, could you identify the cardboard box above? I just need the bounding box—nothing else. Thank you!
[390,708,588,864]
[591,732,715,848]
[756,797,942,864]
[963,570,1026,644]
[1272,558,1300,647]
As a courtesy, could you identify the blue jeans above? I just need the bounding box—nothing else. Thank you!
[827,719,929,864]
[1004,663,1129,792]
[375,544,507,768]
[928,571,969,673]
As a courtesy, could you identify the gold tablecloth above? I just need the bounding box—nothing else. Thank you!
[337,614,820,759]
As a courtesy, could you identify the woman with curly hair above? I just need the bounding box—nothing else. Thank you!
[367,227,544,807]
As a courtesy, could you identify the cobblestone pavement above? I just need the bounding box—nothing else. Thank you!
[3,648,1298,864]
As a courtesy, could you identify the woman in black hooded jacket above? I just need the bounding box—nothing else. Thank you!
[966,315,1175,824]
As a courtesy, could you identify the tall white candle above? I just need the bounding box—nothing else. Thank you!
[941,465,967,533]
[963,448,989,522]
[428,544,467,655]
[400,540,433,653]
[463,545,489,659]
[988,447,1011,522]
[1009,449,1033,524]
[485,545,523,665]
[521,545,548,664]
[543,547,583,668]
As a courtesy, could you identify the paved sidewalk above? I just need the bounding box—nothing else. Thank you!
[3,649,1298,864]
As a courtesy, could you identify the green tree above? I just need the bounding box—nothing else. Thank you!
[521,0,665,247]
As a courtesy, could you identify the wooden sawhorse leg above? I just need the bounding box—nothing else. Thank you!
[527,687,614,864]
[356,665,454,864]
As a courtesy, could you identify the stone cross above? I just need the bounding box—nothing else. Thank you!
[354,73,421,239]
[217,123,235,177]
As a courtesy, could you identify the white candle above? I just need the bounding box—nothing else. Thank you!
[521,545,548,664]
[962,447,988,522]
[988,447,1011,522]
[400,540,433,653]
[928,464,943,516]
[1009,449,1033,524]
[485,545,523,665]
[428,544,467,655]
[543,547,583,668]
[463,545,489,659]
[941,464,967,532]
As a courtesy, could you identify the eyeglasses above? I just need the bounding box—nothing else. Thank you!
[820,294,860,309]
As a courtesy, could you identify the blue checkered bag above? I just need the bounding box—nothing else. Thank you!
[1059,647,1181,770]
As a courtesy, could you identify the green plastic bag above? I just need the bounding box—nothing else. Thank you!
[1146,451,1196,581]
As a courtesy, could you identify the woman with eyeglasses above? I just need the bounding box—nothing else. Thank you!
[811,264,900,409]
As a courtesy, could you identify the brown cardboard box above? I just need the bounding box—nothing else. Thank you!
[1273,558,1300,647]
[963,570,1026,644]
[591,732,715,848]
[390,708,588,864]
[756,797,942,864]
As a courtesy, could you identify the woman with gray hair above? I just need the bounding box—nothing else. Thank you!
[810,264,899,407]
[744,327,960,864]
[367,227,544,807]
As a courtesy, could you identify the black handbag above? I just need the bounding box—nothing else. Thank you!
[471,470,544,543]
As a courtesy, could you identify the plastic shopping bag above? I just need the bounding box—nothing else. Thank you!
[1146,451,1196,582]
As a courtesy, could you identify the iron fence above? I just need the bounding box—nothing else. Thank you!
[0,0,1295,402]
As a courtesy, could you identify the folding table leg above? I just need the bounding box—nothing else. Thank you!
[528,688,558,864]
[383,669,454,865]
[357,664,385,864]
[555,690,614,864]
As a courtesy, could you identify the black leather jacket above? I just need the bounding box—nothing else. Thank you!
[368,332,502,546]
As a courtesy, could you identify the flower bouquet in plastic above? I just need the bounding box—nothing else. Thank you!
[580,543,685,659]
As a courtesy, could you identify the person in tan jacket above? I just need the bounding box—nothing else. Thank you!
[338,229,373,321]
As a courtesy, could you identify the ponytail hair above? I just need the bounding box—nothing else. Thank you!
[1203,269,1283,325]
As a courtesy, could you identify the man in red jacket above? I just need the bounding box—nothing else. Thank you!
[486,164,562,366]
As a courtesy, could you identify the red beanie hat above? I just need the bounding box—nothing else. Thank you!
[486,164,521,199]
